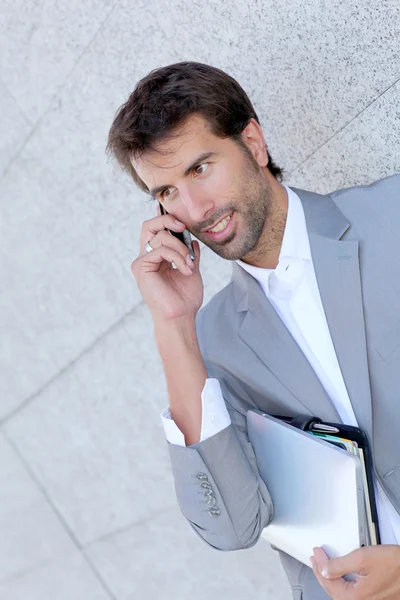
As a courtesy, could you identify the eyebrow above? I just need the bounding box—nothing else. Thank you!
[149,151,218,198]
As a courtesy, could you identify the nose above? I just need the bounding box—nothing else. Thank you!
[179,182,215,224]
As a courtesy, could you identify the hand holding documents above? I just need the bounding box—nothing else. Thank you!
[247,410,380,582]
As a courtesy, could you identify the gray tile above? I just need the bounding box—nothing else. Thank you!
[86,507,292,600]
[0,0,116,123]
[0,433,76,582]
[123,303,170,414]
[4,319,176,546]
[0,80,31,177]
[289,79,400,194]
[0,552,111,600]
[0,149,138,420]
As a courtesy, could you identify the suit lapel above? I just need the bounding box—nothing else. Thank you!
[308,233,373,444]
[232,187,373,444]
[237,270,342,422]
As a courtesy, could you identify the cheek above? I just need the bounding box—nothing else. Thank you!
[207,168,237,198]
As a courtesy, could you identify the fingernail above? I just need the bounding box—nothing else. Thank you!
[186,254,194,267]
[175,219,184,226]
[321,568,329,578]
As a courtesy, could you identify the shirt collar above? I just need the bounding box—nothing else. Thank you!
[236,185,311,295]
[279,185,311,262]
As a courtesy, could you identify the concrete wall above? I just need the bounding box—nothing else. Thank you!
[1,1,399,598]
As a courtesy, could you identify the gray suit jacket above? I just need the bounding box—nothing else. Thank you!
[166,175,400,599]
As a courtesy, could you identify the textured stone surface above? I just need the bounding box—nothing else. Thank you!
[0,80,31,178]
[0,552,111,600]
[0,156,136,419]
[0,433,76,581]
[4,315,176,545]
[0,0,116,123]
[5,314,175,543]
[289,79,400,194]
[86,507,292,600]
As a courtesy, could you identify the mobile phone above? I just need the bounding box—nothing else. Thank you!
[159,203,195,260]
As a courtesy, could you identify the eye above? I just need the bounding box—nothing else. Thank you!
[193,163,209,176]
[160,187,175,201]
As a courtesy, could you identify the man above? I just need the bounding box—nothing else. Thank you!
[107,62,400,599]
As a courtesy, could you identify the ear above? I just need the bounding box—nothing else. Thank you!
[240,118,269,168]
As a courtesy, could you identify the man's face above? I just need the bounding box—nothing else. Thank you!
[133,114,273,261]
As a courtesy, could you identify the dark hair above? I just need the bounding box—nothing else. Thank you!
[106,62,283,192]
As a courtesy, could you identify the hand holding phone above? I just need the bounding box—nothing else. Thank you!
[159,203,195,261]
[131,206,203,323]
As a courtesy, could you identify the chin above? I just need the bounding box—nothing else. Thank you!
[211,241,251,262]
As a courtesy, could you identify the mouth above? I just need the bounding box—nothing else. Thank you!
[203,212,235,241]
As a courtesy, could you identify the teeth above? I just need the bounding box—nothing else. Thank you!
[209,214,231,233]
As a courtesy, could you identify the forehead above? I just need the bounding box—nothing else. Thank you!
[132,114,224,188]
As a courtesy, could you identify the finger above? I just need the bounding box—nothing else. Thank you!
[143,229,194,265]
[140,215,186,251]
[312,547,330,576]
[190,240,201,268]
[141,245,194,276]
[320,547,367,579]
[310,556,352,598]
[156,204,161,216]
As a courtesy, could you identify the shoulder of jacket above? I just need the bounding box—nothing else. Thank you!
[330,173,400,202]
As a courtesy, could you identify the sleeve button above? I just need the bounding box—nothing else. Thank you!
[208,508,221,517]
[205,495,217,507]
[200,482,212,490]
[204,489,215,498]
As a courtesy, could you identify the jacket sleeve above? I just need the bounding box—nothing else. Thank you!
[166,362,274,551]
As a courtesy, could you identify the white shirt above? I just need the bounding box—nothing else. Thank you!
[161,186,400,545]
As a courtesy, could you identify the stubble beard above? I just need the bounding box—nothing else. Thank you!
[198,164,281,262]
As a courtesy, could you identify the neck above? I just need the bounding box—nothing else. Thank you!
[241,180,288,269]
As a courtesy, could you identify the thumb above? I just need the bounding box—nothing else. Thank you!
[320,549,362,579]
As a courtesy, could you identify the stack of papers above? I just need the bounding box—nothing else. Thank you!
[308,428,379,546]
